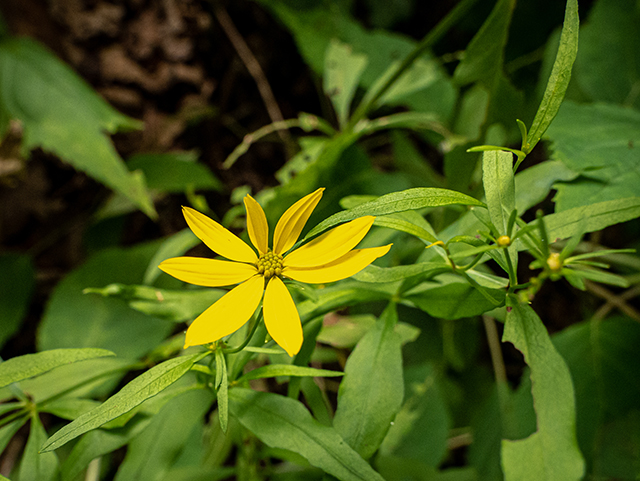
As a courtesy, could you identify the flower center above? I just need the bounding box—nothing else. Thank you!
[256,250,284,279]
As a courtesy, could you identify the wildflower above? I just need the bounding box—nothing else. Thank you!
[159,188,391,356]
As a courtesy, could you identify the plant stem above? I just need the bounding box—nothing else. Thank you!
[346,0,480,130]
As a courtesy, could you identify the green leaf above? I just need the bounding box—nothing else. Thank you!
[526,0,579,153]
[113,388,213,481]
[229,388,385,481]
[552,317,640,477]
[532,196,640,244]
[143,228,199,285]
[38,241,176,359]
[404,275,505,319]
[0,416,28,454]
[0,357,131,405]
[482,150,515,235]
[571,0,640,109]
[352,262,450,284]
[61,416,152,481]
[237,365,343,383]
[19,415,58,481]
[0,38,155,217]
[297,283,392,324]
[0,253,34,350]
[564,267,630,288]
[373,215,439,244]
[453,0,515,88]
[379,363,450,467]
[545,102,640,210]
[307,188,484,239]
[334,303,404,459]
[317,315,419,349]
[84,283,224,322]
[391,131,446,188]
[501,298,585,480]
[214,349,229,434]
[39,397,101,421]
[0,348,114,389]
[514,160,577,213]
[323,39,368,127]
[127,152,222,193]
[41,352,207,452]
[261,2,455,120]
[355,112,450,138]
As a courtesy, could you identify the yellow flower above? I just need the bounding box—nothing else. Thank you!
[159,188,391,356]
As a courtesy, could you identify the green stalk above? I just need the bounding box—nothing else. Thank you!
[345,0,480,130]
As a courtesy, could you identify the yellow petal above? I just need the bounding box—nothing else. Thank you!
[183,206,257,263]
[184,275,264,348]
[159,257,257,287]
[263,277,303,357]
[284,216,375,268]
[273,188,324,255]
[283,244,392,284]
[244,195,269,255]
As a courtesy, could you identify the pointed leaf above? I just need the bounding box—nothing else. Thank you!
[333,303,404,459]
[237,364,343,383]
[0,348,114,389]
[482,150,515,235]
[323,39,368,127]
[527,0,579,153]
[501,298,585,480]
[19,415,58,481]
[307,188,484,239]
[229,388,385,481]
[41,352,207,452]
[532,197,640,244]
[0,38,155,217]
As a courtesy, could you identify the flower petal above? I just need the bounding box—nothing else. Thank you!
[283,244,392,284]
[273,188,324,255]
[159,256,257,287]
[244,195,269,255]
[184,275,264,348]
[284,216,375,268]
[263,277,303,357]
[183,206,257,263]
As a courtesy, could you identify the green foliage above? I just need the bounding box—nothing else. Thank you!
[546,102,640,210]
[38,241,177,358]
[333,303,404,459]
[0,348,114,388]
[0,38,155,218]
[41,352,208,452]
[501,298,585,480]
[229,388,385,481]
[3,0,640,479]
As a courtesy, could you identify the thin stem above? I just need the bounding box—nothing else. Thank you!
[504,250,517,289]
[224,311,263,354]
[482,315,507,385]
[0,407,28,429]
[214,4,292,150]
[346,0,480,130]
[587,281,640,322]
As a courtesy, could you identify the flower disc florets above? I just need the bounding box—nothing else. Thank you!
[257,250,284,279]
